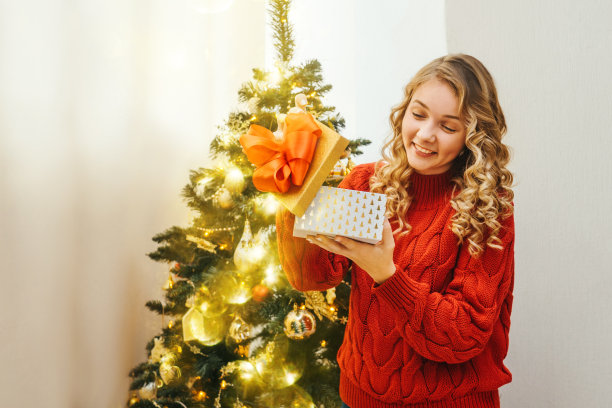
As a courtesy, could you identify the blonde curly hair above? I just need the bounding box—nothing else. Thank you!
[370,53,515,257]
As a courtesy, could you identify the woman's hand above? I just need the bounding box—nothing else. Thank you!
[306,218,396,285]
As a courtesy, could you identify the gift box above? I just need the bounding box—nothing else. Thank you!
[276,119,349,216]
[241,114,349,217]
[293,186,387,244]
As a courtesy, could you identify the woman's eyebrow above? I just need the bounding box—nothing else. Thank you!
[413,99,460,120]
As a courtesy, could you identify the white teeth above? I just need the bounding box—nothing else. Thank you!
[414,143,435,154]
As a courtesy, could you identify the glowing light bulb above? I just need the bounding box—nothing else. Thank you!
[284,370,298,386]
[264,265,279,286]
[270,69,282,85]
[263,194,279,215]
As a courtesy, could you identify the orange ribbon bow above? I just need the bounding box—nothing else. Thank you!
[239,112,321,193]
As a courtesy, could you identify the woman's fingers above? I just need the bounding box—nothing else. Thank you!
[382,217,395,247]
[306,234,347,255]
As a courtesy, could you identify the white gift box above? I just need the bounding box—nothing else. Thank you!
[293,186,387,244]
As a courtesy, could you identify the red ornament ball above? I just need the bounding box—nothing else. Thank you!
[251,284,270,302]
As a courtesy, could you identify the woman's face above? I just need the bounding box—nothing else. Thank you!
[401,78,467,175]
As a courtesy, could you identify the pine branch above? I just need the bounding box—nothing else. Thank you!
[268,0,295,63]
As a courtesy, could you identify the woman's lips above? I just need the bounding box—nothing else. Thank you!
[413,142,436,156]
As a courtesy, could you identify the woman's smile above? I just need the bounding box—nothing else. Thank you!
[413,142,437,156]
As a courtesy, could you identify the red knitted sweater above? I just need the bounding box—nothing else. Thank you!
[276,163,515,408]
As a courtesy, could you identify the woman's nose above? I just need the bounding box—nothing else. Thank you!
[416,121,436,141]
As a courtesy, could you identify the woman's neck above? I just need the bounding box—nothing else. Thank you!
[408,168,453,210]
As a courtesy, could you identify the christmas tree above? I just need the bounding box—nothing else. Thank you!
[126,1,370,407]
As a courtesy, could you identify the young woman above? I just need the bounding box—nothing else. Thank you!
[276,53,515,408]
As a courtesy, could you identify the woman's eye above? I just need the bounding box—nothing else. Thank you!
[412,111,457,132]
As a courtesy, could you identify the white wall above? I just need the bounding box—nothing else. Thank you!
[286,0,447,164]
[446,1,612,407]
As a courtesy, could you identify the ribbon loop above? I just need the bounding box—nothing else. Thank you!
[239,112,321,193]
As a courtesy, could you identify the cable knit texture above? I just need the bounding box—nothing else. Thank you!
[276,163,514,408]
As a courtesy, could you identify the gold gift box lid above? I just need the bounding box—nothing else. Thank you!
[274,119,349,217]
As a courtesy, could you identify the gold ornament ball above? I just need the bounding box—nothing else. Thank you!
[253,341,303,390]
[224,168,246,194]
[182,306,228,346]
[210,270,252,305]
[198,286,227,317]
[284,308,316,340]
[232,360,265,400]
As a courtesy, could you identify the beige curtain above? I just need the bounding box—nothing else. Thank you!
[0,0,265,407]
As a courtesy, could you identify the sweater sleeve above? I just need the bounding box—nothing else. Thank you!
[276,164,374,292]
[372,208,515,364]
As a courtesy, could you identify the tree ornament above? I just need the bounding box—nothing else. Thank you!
[186,234,217,253]
[346,157,356,174]
[326,288,336,304]
[224,167,246,194]
[149,337,170,363]
[163,273,175,290]
[233,219,265,272]
[228,315,252,343]
[291,93,308,112]
[251,284,269,302]
[185,294,196,308]
[253,338,304,389]
[284,304,316,340]
[213,186,234,209]
[304,291,337,321]
[198,286,228,317]
[159,362,181,384]
[182,306,227,346]
[222,360,265,401]
[210,270,252,304]
[138,382,157,400]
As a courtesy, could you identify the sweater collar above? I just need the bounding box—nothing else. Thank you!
[409,168,454,210]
